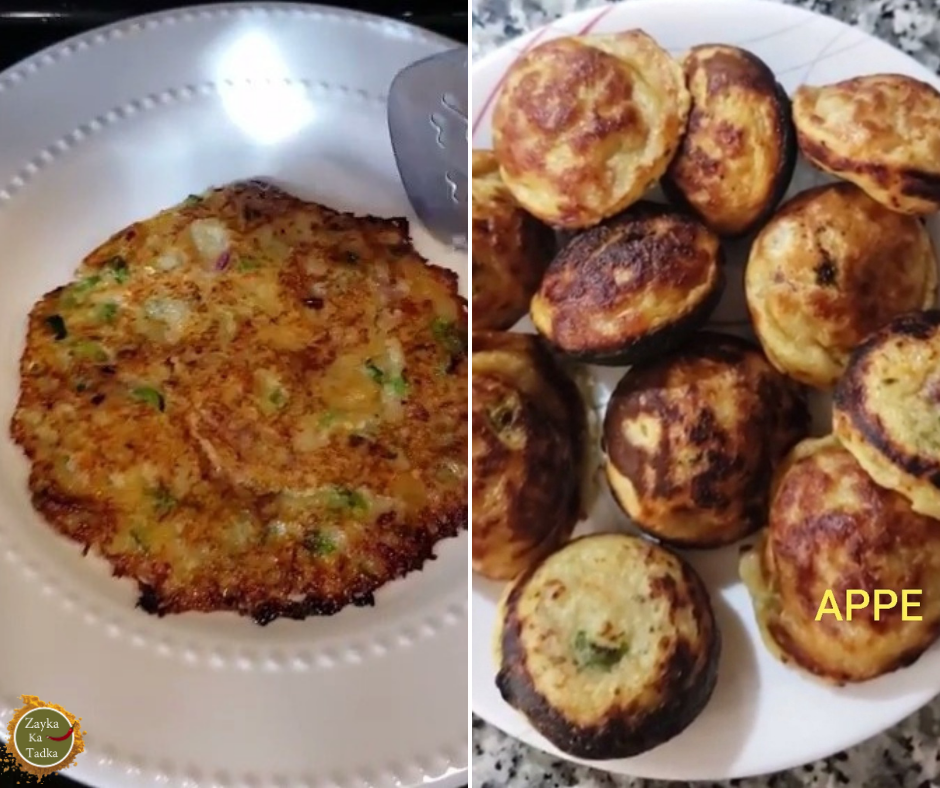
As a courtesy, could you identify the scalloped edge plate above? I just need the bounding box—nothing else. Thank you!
[0,3,467,787]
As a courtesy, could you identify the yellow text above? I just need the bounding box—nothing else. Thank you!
[815,589,922,622]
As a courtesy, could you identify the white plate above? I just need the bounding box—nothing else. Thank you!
[471,0,940,780]
[0,4,467,787]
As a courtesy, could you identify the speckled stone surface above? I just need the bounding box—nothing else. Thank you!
[471,1,940,786]
[472,0,940,72]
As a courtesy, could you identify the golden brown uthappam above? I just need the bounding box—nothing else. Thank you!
[11,179,468,623]
[741,436,940,684]
[793,74,940,214]
[492,30,690,229]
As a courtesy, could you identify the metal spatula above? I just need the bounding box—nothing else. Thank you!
[388,46,468,250]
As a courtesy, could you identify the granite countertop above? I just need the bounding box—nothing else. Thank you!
[471,1,940,786]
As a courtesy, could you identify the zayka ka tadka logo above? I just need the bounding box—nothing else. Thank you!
[5,696,86,779]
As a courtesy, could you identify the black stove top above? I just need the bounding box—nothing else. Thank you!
[1,3,464,785]
[0,0,466,69]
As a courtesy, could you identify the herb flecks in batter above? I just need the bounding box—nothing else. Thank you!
[387,374,409,397]
[256,374,288,415]
[326,486,368,513]
[364,359,409,398]
[237,256,261,272]
[431,317,467,355]
[319,409,340,428]
[131,386,165,412]
[97,302,119,323]
[73,340,109,363]
[364,359,384,383]
[106,256,130,284]
[303,530,337,556]
[129,527,150,553]
[61,275,101,308]
[573,630,628,671]
[150,485,177,518]
[74,274,101,292]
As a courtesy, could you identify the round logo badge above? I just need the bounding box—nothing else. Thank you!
[4,696,85,779]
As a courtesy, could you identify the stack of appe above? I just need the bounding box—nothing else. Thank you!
[473,22,940,760]
[744,76,940,684]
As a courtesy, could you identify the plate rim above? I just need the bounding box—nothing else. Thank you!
[0,0,459,94]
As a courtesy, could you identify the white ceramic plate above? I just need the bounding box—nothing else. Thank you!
[471,0,940,780]
[0,4,467,787]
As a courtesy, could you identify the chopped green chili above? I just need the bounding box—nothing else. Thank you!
[97,302,119,322]
[131,386,165,411]
[431,317,466,355]
[73,340,109,363]
[106,256,129,284]
[303,530,336,556]
[364,360,409,397]
[572,630,628,671]
[151,485,177,517]
[326,486,368,512]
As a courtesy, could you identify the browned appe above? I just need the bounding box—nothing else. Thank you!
[472,150,555,330]
[530,202,724,366]
[495,533,720,759]
[663,44,796,236]
[471,331,586,580]
[793,74,940,214]
[743,436,940,683]
[492,30,690,228]
[833,309,940,520]
[603,332,809,547]
[745,182,937,389]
